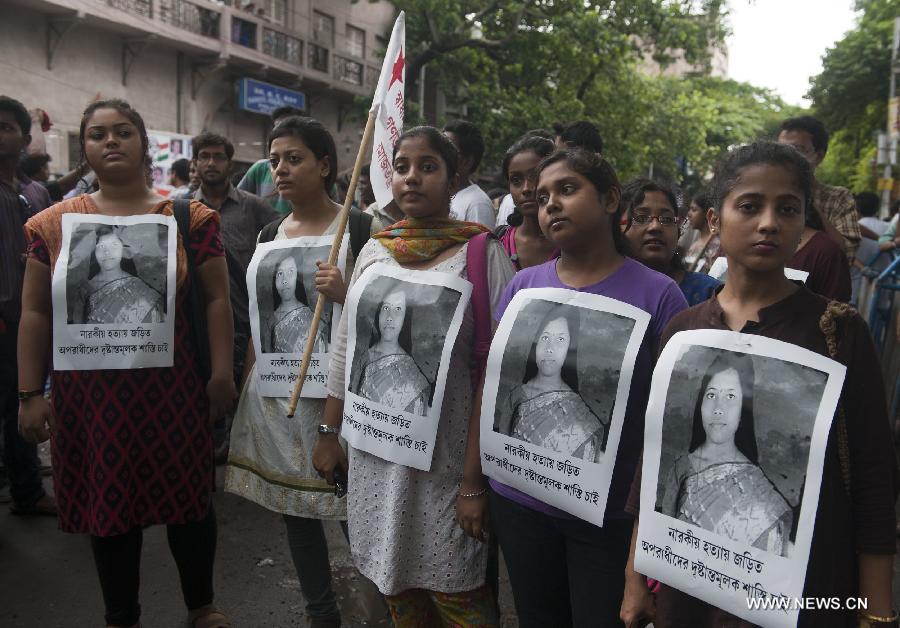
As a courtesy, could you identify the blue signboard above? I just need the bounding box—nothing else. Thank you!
[238,78,306,115]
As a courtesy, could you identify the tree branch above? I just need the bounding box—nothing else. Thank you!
[407,4,527,88]
[470,0,504,23]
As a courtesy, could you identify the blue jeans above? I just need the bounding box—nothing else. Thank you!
[0,324,45,506]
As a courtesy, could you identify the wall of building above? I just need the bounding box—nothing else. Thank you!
[0,0,395,172]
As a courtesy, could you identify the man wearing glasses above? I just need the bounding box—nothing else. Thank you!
[191,132,278,461]
[777,115,861,262]
[0,95,55,516]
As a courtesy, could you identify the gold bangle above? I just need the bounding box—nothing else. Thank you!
[858,609,899,624]
[458,487,487,499]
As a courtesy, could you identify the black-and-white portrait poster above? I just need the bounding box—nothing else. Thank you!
[247,235,348,398]
[479,288,650,526]
[52,213,177,370]
[342,263,471,471]
[634,330,845,628]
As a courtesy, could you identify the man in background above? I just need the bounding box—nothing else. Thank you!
[555,120,604,154]
[777,115,861,261]
[443,119,496,227]
[20,153,90,202]
[192,131,279,460]
[168,157,191,198]
[0,96,55,515]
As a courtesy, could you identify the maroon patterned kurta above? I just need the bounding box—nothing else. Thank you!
[27,202,224,536]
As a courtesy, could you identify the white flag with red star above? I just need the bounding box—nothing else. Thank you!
[369,12,405,210]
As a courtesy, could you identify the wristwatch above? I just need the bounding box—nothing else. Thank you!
[17,389,43,401]
[317,424,340,436]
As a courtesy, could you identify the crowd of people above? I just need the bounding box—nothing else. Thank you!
[0,89,898,628]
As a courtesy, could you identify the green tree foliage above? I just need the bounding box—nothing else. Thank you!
[362,0,797,187]
[809,0,900,190]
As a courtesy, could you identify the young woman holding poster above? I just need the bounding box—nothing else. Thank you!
[17,99,235,628]
[313,126,515,625]
[621,142,898,628]
[225,117,378,628]
[482,149,688,627]
[621,179,720,307]
[495,134,559,270]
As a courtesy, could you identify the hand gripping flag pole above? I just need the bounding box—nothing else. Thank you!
[287,11,405,417]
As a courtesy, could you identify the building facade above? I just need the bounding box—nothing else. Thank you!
[0,0,396,175]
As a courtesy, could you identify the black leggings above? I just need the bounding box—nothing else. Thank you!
[90,507,217,627]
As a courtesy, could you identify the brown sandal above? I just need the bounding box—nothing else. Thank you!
[187,605,231,628]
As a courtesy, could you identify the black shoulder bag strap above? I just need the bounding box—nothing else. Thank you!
[348,207,373,259]
[259,210,370,257]
[258,215,288,244]
[173,199,211,381]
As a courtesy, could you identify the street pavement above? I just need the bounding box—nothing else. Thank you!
[1,448,897,627]
[0,457,518,627]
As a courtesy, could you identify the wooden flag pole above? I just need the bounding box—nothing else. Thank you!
[286,110,378,417]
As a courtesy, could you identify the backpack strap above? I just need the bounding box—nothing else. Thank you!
[259,211,371,258]
[818,299,857,497]
[258,215,287,244]
[467,231,497,390]
[349,207,373,259]
[173,199,211,380]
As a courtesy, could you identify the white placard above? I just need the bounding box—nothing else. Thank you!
[635,330,845,627]
[479,288,650,525]
[342,263,471,470]
[708,257,809,283]
[52,213,177,370]
[247,235,348,398]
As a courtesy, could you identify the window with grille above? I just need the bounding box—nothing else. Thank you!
[263,28,302,65]
[266,0,286,27]
[309,43,329,73]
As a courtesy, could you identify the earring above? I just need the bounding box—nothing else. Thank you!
[507,206,524,227]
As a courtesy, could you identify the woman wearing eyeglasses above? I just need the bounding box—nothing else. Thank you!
[621,179,721,307]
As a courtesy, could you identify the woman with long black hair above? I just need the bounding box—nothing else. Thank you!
[18,98,234,628]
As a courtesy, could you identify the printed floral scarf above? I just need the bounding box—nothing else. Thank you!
[372,217,490,263]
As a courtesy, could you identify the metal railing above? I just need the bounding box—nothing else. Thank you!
[365,65,380,91]
[263,28,302,66]
[159,0,220,38]
[105,0,152,17]
[99,0,382,90]
[334,55,363,86]
[309,43,329,73]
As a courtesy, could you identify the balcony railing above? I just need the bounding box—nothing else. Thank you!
[263,28,302,66]
[96,0,382,92]
[334,55,363,86]
[365,65,380,91]
[159,0,220,38]
[105,0,152,17]
[309,43,329,73]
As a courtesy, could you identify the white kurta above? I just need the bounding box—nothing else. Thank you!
[225,214,378,519]
[327,238,514,595]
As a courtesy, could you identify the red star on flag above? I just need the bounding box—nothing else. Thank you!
[389,48,404,88]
